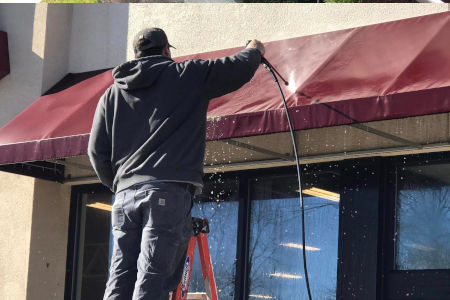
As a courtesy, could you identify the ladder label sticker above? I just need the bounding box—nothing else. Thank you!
[181,256,190,298]
[158,198,166,206]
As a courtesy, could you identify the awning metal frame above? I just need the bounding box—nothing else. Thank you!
[221,120,422,162]
[62,141,450,184]
[0,161,64,182]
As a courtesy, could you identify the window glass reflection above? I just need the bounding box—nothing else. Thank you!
[188,175,239,300]
[396,163,450,270]
[77,191,112,300]
[249,172,339,300]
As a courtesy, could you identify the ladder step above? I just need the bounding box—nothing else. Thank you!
[187,292,209,299]
[168,292,209,300]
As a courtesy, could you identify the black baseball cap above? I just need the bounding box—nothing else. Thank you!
[133,28,175,53]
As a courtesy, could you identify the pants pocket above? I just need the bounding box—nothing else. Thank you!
[146,189,186,231]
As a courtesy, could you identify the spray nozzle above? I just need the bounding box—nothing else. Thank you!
[261,57,289,86]
[245,40,289,86]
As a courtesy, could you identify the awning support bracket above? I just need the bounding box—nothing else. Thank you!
[348,123,422,149]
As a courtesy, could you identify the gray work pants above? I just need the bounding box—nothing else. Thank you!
[103,182,194,300]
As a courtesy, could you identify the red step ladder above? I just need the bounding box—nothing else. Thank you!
[171,218,218,300]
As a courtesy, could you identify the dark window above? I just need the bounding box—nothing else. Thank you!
[75,188,112,300]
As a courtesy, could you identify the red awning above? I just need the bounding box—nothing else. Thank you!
[0,12,449,165]
[0,31,10,80]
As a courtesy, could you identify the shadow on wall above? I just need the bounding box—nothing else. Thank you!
[0,4,45,128]
[69,4,129,73]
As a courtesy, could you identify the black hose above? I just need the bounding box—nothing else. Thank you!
[261,57,313,300]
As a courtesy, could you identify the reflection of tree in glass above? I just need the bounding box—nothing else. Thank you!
[249,198,311,299]
[248,200,284,293]
[248,177,338,300]
[397,183,450,270]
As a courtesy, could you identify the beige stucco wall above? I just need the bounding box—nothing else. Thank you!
[0,172,34,300]
[0,171,71,300]
[127,4,449,59]
[0,4,73,128]
[0,4,45,128]
[41,5,73,94]
[26,178,71,300]
[68,3,130,73]
[65,4,450,76]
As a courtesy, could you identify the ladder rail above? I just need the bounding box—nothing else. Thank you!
[197,233,218,300]
[172,236,197,300]
[172,218,218,300]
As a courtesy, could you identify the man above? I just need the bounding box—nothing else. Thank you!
[88,27,265,300]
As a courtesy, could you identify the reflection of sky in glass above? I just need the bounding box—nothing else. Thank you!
[249,196,338,300]
[189,201,238,299]
[396,186,450,270]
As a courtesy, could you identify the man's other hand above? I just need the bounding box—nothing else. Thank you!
[246,39,265,56]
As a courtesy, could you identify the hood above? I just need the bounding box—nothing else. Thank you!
[112,56,173,90]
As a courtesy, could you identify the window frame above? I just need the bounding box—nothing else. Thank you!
[382,152,450,300]
[242,163,341,300]
[65,164,340,300]
[64,184,112,300]
[65,153,450,300]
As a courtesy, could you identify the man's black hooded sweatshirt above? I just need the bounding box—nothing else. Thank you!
[88,48,261,193]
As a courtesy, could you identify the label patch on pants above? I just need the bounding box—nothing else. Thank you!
[158,198,166,206]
